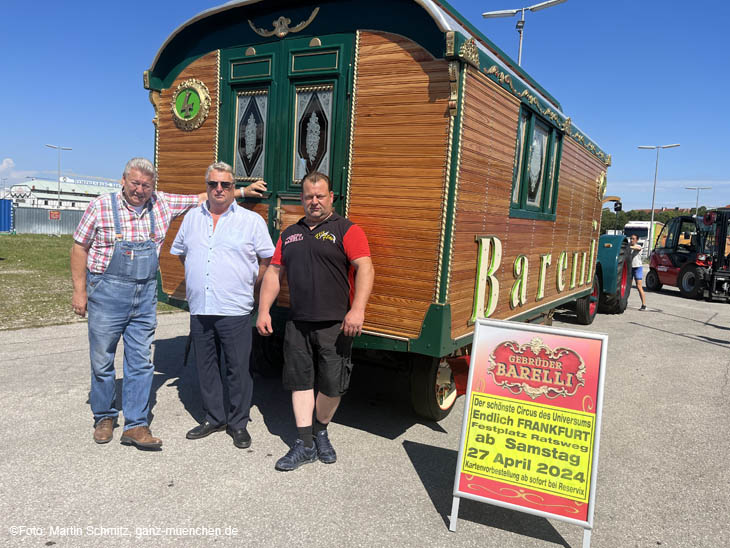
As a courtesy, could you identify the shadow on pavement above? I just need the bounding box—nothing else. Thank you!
[149,334,448,443]
[334,361,447,439]
[627,321,729,348]
[402,440,570,546]
[151,335,204,427]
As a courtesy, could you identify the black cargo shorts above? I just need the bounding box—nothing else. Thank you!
[282,320,354,397]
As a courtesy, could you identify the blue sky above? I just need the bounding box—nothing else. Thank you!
[1,0,727,210]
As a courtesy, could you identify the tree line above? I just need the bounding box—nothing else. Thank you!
[600,206,707,233]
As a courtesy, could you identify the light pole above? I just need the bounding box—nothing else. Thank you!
[638,144,680,250]
[685,186,711,217]
[482,0,567,66]
[45,144,72,208]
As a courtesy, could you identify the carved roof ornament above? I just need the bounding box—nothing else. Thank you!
[597,171,607,199]
[248,7,320,39]
[459,38,480,68]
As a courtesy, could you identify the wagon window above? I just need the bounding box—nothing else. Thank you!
[510,107,563,220]
[293,85,333,184]
[234,90,268,181]
[512,111,529,205]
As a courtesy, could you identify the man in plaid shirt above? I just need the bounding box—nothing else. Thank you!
[70,157,264,449]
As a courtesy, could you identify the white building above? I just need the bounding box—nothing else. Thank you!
[7,175,121,210]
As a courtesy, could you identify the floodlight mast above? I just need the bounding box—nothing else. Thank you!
[637,144,681,250]
[685,186,712,217]
[482,0,567,66]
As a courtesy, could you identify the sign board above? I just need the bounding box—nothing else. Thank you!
[449,319,607,546]
[49,210,61,220]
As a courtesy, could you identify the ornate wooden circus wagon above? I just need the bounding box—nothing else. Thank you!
[144,0,618,420]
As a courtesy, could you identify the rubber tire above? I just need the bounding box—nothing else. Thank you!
[645,268,662,291]
[410,356,456,421]
[677,263,704,299]
[575,273,600,325]
[599,239,631,314]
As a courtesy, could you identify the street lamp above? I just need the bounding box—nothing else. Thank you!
[482,0,567,66]
[685,186,711,217]
[638,144,680,251]
[45,144,72,208]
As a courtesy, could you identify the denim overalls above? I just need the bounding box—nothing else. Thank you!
[87,193,159,430]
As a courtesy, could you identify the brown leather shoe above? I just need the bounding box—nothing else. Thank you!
[93,418,114,444]
[120,426,162,449]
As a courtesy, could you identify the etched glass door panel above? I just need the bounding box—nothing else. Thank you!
[234,90,268,181]
[292,85,333,183]
[526,122,549,207]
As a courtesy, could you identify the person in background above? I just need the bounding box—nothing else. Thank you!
[630,234,647,311]
[171,161,274,449]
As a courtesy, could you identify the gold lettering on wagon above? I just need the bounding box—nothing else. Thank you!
[472,238,597,320]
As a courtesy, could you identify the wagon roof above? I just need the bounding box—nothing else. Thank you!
[150,0,559,108]
[147,0,609,165]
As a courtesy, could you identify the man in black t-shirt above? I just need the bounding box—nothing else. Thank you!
[257,172,374,471]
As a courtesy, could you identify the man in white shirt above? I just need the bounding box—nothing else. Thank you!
[171,161,274,448]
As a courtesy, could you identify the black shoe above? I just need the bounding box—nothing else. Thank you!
[314,430,337,464]
[186,421,226,440]
[275,440,318,471]
[639,305,647,311]
[227,426,251,449]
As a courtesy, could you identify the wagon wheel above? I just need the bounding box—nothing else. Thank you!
[410,356,457,421]
[575,273,600,325]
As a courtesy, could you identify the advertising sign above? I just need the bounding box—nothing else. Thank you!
[49,210,61,220]
[449,319,607,543]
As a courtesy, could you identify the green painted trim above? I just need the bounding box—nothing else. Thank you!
[469,50,609,165]
[508,208,557,222]
[509,289,591,322]
[509,105,563,219]
[352,333,409,352]
[408,304,458,357]
[440,14,561,109]
[290,49,340,74]
[217,34,353,237]
[148,1,447,91]
[231,58,273,79]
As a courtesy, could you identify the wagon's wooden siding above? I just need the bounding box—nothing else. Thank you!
[347,31,451,338]
[156,52,220,299]
[449,67,604,339]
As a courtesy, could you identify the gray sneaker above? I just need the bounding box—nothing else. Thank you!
[275,440,318,471]
[314,430,337,464]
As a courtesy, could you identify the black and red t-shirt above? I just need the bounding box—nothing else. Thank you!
[271,212,370,322]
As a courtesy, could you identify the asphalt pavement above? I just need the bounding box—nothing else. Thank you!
[0,284,728,547]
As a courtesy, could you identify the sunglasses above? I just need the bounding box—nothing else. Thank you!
[207,180,234,190]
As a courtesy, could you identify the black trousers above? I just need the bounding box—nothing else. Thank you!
[190,314,252,430]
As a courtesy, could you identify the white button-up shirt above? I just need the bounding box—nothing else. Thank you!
[170,201,274,316]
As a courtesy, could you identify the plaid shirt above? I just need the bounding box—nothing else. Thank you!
[73,190,199,274]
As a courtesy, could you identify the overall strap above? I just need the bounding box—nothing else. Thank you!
[110,192,123,241]
[148,201,157,240]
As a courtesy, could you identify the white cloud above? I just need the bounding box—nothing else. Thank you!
[0,158,15,173]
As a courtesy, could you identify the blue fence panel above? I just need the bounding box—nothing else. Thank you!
[0,200,12,232]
